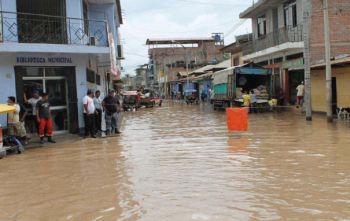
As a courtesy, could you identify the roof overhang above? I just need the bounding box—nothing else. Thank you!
[242,42,304,61]
[146,37,215,45]
[311,57,350,69]
[240,0,281,18]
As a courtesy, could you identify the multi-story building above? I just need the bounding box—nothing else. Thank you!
[240,0,350,114]
[240,0,304,104]
[220,33,253,67]
[0,0,123,134]
[308,0,350,113]
[135,64,148,88]
[146,35,225,97]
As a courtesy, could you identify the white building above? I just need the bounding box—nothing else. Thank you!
[0,0,123,134]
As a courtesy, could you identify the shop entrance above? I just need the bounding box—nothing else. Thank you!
[15,66,79,134]
[23,77,68,133]
[288,70,304,105]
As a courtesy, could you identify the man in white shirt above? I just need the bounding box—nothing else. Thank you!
[26,90,41,134]
[83,90,96,138]
[93,90,103,133]
[296,82,305,108]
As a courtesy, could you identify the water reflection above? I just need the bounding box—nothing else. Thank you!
[0,102,350,220]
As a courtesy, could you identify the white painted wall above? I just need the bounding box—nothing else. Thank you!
[1,0,18,42]
[0,53,90,129]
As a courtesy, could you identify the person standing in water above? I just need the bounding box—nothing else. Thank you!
[296,82,305,108]
[36,93,55,144]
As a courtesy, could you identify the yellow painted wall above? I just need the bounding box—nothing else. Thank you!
[311,67,350,112]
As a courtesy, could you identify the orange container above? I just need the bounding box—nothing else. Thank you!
[226,108,248,131]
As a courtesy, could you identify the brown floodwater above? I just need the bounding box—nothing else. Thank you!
[1,102,350,221]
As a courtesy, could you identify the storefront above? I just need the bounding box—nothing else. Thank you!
[282,58,305,105]
[311,64,350,113]
[0,53,102,134]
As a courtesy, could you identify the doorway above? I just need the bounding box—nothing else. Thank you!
[22,77,69,133]
[15,66,78,134]
[288,70,304,104]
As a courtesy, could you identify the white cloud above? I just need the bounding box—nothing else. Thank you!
[120,0,252,75]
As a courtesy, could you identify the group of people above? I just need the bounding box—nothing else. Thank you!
[7,91,55,144]
[83,88,123,138]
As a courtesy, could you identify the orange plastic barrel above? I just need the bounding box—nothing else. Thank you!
[226,108,248,131]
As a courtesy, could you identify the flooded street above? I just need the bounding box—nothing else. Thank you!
[1,102,350,221]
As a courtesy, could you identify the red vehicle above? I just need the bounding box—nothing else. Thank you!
[141,89,162,108]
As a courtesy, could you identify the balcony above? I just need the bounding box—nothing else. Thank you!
[250,25,303,54]
[0,11,108,47]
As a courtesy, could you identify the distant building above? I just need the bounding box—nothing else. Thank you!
[122,74,136,91]
[146,34,225,97]
[135,64,148,88]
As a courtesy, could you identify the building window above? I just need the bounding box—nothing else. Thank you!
[284,1,297,28]
[257,15,267,37]
[96,74,101,85]
[86,68,95,83]
[233,57,240,66]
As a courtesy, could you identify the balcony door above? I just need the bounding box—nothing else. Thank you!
[17,0,67,44]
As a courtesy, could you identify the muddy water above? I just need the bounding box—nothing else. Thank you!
[1,102,350,221]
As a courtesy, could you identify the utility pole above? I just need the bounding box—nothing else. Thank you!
[303,0,312,121]
[323,0,333,122]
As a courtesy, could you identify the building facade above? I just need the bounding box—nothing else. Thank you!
[240,0,350,114]
[240,0,304,104]
[0,0,123,133]
[146,35,225,97]
[308,0,350,113]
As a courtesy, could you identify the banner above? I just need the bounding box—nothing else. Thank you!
[108,31,121,79]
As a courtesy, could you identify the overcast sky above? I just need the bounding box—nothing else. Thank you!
[120,0,253,75]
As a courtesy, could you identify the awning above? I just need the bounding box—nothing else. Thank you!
[311,57,350,69]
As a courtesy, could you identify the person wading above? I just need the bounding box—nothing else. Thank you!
[103,90,120,135]
[36,93,55,144]
[83,90,96,138]
[296,82,305,108]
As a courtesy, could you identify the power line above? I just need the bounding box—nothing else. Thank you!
[175,0,244,6]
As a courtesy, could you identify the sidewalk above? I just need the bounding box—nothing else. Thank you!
[24,133,84,149]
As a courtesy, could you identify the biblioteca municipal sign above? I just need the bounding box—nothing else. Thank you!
[16,57,73,64]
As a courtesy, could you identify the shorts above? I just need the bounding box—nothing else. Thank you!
[297,96,304,101]
[8,122,26,137]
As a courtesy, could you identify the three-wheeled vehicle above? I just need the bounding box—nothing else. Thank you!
[122,91,140,111]
[0,104,24,159]
[185,89,199,104]
[141,89,162,108]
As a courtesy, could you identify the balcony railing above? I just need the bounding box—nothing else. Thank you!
[0,11,108,47]
[250,24,303,53]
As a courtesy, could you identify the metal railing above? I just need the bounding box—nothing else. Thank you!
[250,24,303,53]
[0,11,108,47]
